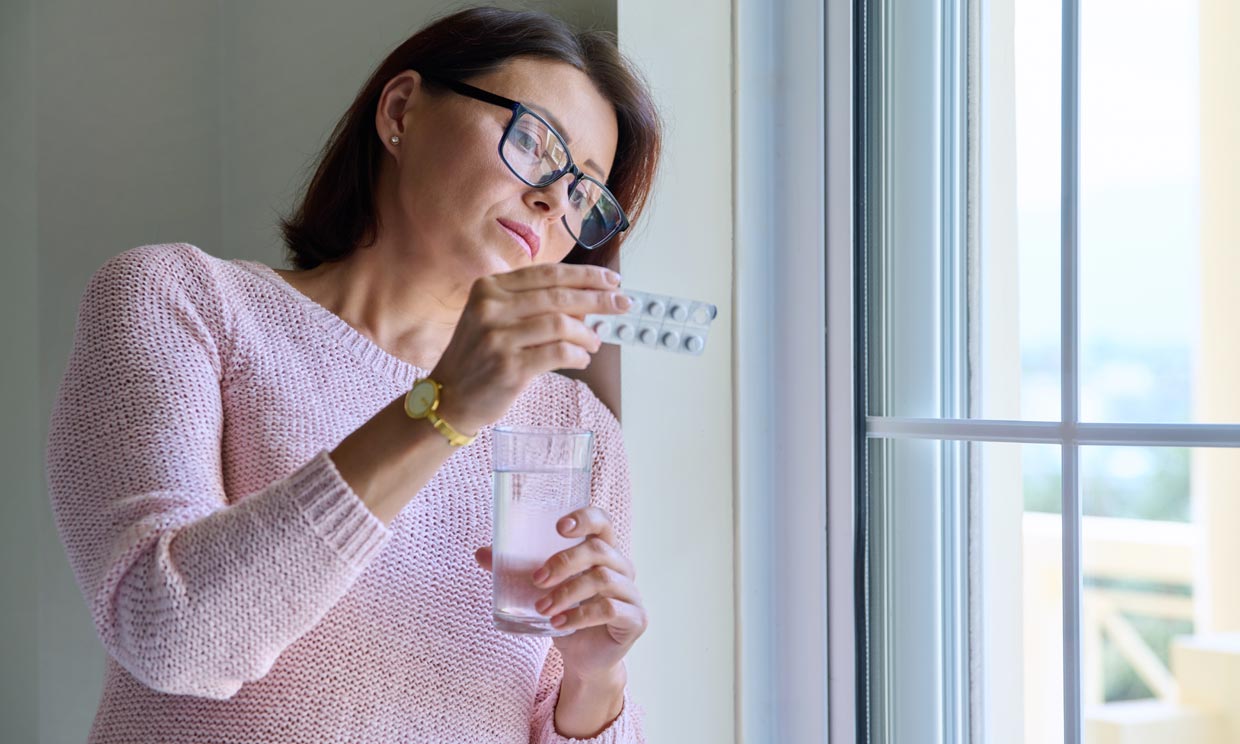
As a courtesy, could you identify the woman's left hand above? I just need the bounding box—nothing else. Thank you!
[474,506,647,678]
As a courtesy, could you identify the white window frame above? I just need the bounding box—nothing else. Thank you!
[856,0,1240,742]
[733,0,842,741]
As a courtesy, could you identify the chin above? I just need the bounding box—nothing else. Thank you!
[482,252,523,276]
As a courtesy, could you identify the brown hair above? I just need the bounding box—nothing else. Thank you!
[279,7,661,271]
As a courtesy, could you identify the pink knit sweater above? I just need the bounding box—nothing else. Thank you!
[46,243,643,744]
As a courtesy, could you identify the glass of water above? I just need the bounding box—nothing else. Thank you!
[491,426,594,636]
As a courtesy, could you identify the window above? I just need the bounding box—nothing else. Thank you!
[854,0,1240,743]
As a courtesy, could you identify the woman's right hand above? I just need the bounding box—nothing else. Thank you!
[428,263,632,434]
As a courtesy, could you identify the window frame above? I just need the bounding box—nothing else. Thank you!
[733,0,835,741]
[854,0,1240,743]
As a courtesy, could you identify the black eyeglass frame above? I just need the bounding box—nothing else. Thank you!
[419,73,630,250]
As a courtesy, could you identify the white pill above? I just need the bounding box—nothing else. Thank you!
[670,304,688,322]
[692,306,713,324]
[661,331,680,348]
[639,327,657,345]
[591,320,611,335]
[645,300,665,318]
[616,323,635,341]
[685,335,705,353]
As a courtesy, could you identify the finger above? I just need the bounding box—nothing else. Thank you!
[505,286,634,321]
[520,339,595,373]
[495,313,602,353]
[533,534,634,590]
[534,565,642,619]
[558,507,619,549]
[474,546,493,572]
[493,262,621,292]
[549,595,648,636]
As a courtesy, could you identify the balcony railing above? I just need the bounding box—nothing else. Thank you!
[1022,512,1210,742]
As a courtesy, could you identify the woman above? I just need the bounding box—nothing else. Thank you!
[45,7,660,743]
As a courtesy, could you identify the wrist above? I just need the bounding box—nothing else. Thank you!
[405,376,482,444]
[563,661,627,690]
[555,664,627,739]
[431,397,481,439]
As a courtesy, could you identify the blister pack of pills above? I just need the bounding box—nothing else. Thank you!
[585,289,718,356]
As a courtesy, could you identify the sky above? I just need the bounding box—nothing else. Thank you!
[1014,0,1200,352]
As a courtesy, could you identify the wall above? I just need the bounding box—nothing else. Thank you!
[0,1,736,742]
[617,0,736,740]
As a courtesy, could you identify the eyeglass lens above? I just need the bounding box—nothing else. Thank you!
[501,110,623,247]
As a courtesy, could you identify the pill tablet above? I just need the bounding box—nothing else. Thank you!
[582,288,715,356]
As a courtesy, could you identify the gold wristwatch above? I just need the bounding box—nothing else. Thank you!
[404,377,477,447]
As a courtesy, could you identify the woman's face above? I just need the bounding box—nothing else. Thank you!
[378,57,620,280]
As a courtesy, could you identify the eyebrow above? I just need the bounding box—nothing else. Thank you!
[526,102,606,179]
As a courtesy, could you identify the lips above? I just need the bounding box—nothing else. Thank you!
[497,218,540,260]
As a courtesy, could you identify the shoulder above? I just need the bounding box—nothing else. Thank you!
[505,372,621,437]
[86,243,226,306]
[559,375,624,451]
[77,244,237,364]
[92,242,215,281]
[572,378,621,434]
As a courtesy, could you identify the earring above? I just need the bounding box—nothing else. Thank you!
[390,135,401,145]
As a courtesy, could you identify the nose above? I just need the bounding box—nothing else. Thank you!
[524,176,575,221]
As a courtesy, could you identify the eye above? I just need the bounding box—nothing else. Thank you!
[511,128,543,157]
[569,187,589,209]
[569,181,601,211]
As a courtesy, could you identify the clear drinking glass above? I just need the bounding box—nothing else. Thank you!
[491,426,594,636]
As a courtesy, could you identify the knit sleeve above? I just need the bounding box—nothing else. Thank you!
[528,382,646,743]
[45,244,389,701]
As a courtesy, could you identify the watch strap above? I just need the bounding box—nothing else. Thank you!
[426,408,477,447]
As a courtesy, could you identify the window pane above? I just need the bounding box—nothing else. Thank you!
[867,439,1064,742]
[875,0,1065,421]
[1079,446,1240,741]
[866,437,961,742]
[864,0,961,421]
[984,442,1064,744]
[1078,2,1234,424]
[979,0,1063,421]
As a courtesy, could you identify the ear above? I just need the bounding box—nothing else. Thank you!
[375,70,423,158]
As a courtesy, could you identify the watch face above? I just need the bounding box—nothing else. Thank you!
[407,380,437,417]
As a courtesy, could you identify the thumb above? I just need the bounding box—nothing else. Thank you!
[474,546,493,572]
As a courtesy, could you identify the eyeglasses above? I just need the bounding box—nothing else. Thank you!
[420,74,629,251]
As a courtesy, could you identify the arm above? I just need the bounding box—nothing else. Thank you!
[46,246,393,699]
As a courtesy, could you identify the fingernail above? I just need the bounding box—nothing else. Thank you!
[605,270,622,286]
[612,293,633,311]
[535,596,552,613]
[533,567,550,584]
[558,517,577,534]
[551,614,567,627]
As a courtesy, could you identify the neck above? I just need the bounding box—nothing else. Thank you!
[277,242,471,371]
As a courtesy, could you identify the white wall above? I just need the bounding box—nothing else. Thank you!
[2,1,738,742]
[617,0,737,741]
